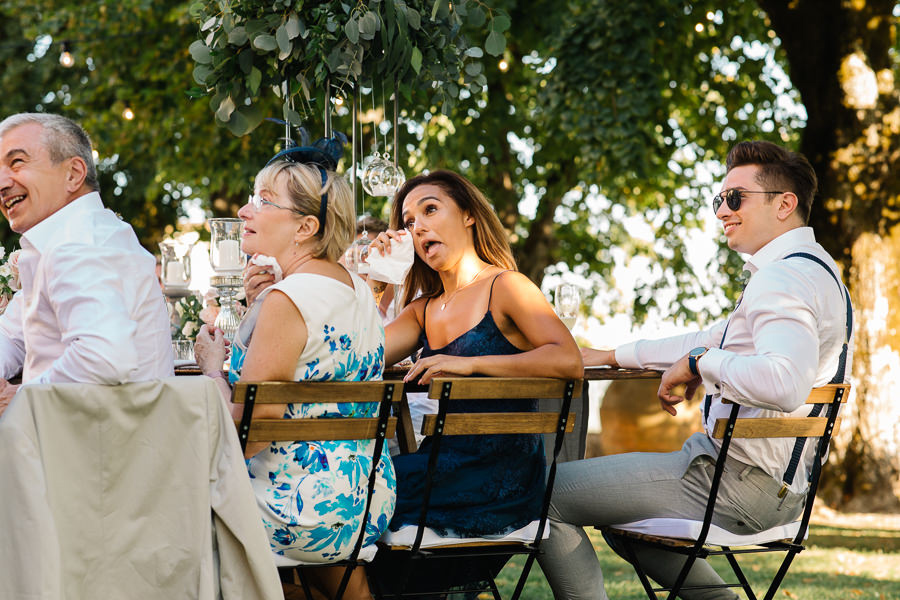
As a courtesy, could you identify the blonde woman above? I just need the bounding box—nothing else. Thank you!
[195,145,394,599]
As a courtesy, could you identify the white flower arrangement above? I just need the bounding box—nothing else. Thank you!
[0,247,22,315]
[171,289,224,340]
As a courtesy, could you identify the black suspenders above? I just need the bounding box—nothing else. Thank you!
[778,252,852,494]
[704,252,853,495]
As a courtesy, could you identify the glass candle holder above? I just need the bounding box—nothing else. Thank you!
[159,239,193,291]
[208,218,246,275]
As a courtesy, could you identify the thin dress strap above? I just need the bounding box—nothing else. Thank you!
[486,270,511,311]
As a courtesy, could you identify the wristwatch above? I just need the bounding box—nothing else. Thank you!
[688,346,709,376]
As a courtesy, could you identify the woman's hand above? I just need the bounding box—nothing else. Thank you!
[403,354,476,385]
[370,229,408,256]
[194,324,231,375]
[243,260,276,305]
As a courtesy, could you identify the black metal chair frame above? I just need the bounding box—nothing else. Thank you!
[606,384,848,600]
[235,380,400,600]
[371,376,579,600]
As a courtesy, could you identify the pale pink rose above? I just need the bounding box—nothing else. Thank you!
[8,250,20,275]
[203,288,219,306]
[199,306,220,325]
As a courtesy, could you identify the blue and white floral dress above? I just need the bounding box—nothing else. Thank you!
[229,271,396,563]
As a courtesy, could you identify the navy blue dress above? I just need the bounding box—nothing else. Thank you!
[389,275,546,538]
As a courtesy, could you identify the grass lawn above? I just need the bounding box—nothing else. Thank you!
[491,514,900,599]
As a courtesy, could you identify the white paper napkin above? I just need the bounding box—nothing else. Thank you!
[365,234,415,285]
[250,254,284,282]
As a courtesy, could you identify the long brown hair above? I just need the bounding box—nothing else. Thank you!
[389,170,516,306]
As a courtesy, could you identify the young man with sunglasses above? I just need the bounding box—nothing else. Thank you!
[539,140,853,600]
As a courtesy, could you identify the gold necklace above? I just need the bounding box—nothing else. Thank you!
[440,265,492,311]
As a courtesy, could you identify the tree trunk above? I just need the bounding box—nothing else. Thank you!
[760,0,900,510]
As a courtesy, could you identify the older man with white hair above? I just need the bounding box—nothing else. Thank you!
[0,113,173,414]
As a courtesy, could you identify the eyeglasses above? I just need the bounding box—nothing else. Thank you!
[248,193,304,216]
[712,189,784,213]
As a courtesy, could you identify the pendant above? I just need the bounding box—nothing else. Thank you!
[440,303,447,311]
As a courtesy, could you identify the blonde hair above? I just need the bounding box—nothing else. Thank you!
[254,162,355,261]
[389,170,516,306]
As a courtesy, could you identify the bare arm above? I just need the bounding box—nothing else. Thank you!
[236,290,307,456]
[384,298,426,366]
[403,272,583,384]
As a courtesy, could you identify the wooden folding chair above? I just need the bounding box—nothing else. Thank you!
[602,382,850,600]
[371,376,580,600]
[233,380,401,600]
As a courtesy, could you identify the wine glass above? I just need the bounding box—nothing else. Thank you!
[555,284,580,330]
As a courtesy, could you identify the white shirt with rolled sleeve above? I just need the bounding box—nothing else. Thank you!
[0,192,174,385]
[614,227,852,493]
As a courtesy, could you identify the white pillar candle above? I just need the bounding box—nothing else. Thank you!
[217,239,242,270]
[165,262,186,286]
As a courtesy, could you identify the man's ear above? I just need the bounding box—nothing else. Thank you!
[776,191,799,222]
[65,156,88,193]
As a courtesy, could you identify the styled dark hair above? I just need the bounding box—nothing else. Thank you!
[725,141,817,224]
[389,170,516,306]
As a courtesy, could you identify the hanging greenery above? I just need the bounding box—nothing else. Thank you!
[188,0,509,136]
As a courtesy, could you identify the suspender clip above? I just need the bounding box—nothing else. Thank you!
[777,482,789,499]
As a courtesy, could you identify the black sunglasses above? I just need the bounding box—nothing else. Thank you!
[712,189,784,213]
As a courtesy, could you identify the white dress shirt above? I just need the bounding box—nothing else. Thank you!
[615,227,853,492]
[0,192,174,384]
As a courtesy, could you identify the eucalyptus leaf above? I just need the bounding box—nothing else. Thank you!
[224,109,249,136]
[215,95,236,121]
[189,40,212,64]
[238,49,253,74]
[285,13,302,39]
[248,67,262,95]
[484,30,506,56]
[227,26,248,46]
[464,46,483,58]
[410,46,423,74]
[346,18,360,44]
[200,15,217,32]
[192,64,213,85]
[407,7,421,29]
[490,14,511,33]
[252,34,278,52]
[467,6,486,27]
[464,61,482,76]
[276,24,292,59]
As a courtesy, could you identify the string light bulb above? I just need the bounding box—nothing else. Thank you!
[122,104,135,121]
[498,59,509,72]
[59,42,74,68]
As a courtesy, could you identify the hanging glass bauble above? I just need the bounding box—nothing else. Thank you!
[370,153,406,197]
[361,151,390,196]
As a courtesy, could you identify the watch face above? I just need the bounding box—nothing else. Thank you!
[690,347,706,358]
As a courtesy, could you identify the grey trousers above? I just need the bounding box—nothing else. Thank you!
[537,433,806,600]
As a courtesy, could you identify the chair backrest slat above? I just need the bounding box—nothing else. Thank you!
[805,383,850,404]
[243,417,397,442]
[421,412,577,436]
[233,380,397,404]
[426,377,572,400]
[712,417,841,440]
[712,384,847,440]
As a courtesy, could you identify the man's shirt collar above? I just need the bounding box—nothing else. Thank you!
[743,226,816,276]
[21,192,103,254]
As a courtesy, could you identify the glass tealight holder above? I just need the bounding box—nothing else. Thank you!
[208,218,246,275]
[159,239,193,292]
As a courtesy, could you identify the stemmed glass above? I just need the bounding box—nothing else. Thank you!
[555,284,580,330]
